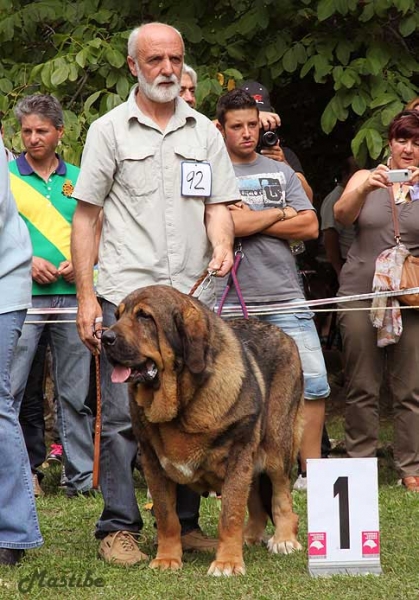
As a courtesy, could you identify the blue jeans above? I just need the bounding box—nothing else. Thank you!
[11,296,94,494]
[0,309,43,549]
[258,300,330,400]
[96,299,201,538]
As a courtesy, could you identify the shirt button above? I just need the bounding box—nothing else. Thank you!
[46,195,50,199]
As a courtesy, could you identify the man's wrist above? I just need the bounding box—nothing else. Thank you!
[277,207,287,221]
[76,287,96,304]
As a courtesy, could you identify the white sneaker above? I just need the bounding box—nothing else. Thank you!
[293,474,307,492]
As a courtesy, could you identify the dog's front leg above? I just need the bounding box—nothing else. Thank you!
[141,446,183,571]
[207,445,255,577]
[266,469,301,555]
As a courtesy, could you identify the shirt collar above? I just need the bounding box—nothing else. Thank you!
[127,85,197,129]
[16,152,67,176]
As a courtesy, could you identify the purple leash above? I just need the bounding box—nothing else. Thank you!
[217,247,248,318]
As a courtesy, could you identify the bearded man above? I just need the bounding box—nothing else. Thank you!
[70,22,239,566]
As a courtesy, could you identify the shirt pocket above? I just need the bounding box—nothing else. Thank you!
[118,146,158,196]
[174,145,207,162]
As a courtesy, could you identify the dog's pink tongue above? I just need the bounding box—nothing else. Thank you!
[111,366,131,383]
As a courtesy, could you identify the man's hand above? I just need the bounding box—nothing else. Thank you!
[32,257,59,285]
[76,295,103,355]
[283,206,298,220]
[209,244,234,278]
[228,202,251,212]
[260,142,286,163]
[58,260,75,283]
[259,111,281,130]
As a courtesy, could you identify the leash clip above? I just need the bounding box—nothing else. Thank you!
[234,241,244,259]
[195,269,217,299]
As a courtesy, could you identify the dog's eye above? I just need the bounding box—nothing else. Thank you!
[136,309,151,320]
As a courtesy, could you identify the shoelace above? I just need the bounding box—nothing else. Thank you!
[117,532,137,551]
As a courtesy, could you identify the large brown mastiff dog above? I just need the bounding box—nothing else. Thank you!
[102,284,304,576]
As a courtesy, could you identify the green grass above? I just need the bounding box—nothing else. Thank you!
[2,417,419,600]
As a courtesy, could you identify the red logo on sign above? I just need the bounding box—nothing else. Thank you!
[362,531,380,556]
[308,532,327,558]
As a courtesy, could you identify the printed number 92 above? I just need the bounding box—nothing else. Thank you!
[187,170,204,191]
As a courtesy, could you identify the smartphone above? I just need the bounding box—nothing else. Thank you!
[387,169,410,183]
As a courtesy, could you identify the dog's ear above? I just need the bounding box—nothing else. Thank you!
[174,303,209,374]
[115,302,125,320]
[136,306,180,424]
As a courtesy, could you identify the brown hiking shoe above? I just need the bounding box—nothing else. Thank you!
[98,531,148,566]
[181,529,218,552]
[32,473,44,498]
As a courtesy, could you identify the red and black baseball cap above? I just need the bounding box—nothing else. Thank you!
[239,81,272,112]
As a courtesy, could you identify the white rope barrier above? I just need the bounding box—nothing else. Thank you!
[215,286,419,316]
[23,286,419,323]
[27,308,77,314]
[24,307,77,324]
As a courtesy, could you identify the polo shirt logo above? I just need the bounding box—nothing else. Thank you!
[62,179,75,197]
[10,172,71,261]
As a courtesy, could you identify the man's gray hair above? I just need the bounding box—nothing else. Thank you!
[15,94,64,128]
[182,63,198,87]
[127,22,184,59]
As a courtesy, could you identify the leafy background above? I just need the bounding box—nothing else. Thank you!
[1,0,419,199]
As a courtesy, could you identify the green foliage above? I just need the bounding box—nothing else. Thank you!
[1,0,419,170]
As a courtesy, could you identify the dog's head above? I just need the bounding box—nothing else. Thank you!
[102,285,211,422]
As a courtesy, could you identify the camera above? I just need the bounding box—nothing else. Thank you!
[387,169,410,183]
[256,127,280,153]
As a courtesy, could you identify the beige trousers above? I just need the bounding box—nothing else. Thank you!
[338,300,419,478]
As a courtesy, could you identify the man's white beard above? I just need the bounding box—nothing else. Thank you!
[136,68,181,103]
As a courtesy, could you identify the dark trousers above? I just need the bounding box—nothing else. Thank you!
[176,485,200,534]
[19,331,48,477]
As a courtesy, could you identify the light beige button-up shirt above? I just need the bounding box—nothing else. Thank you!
[73,87,239,305]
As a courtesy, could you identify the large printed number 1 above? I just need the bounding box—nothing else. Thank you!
[334,476,350,549]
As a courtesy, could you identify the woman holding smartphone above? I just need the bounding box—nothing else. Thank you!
[334,110,419,492]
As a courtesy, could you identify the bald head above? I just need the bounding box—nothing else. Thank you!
[127,23,184,60]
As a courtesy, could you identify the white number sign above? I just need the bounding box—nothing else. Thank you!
[307,458,382,577]
[181,161,212,197]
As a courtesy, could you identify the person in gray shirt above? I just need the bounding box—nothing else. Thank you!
[216,89,330,493]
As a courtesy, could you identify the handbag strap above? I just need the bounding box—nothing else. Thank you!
[388,186,401,244]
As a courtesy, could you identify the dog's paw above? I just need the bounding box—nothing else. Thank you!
[207,560,246,577]
[267,538,302,555]
[149,557,182,571]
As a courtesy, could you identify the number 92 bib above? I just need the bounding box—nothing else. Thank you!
[181,161,212,197]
